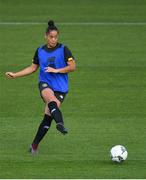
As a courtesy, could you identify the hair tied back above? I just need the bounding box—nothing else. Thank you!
[46,20,58,33]
[48,20,55,27]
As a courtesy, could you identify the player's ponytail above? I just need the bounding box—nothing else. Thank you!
[48,20,54,27]
[46,20,59,33]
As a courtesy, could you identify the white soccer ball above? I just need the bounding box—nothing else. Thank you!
[110,145,128,163]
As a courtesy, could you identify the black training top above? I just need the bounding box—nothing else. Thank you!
[33,43,74,65]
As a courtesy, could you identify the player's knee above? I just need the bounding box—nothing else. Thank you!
[48,100,60,110]
[48,101,60,114]
[48,101,58,114]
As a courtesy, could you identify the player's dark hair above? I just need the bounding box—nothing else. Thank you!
[46,20,59,33]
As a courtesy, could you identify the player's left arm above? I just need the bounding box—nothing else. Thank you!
[45,59,76,74]
[45,46,76,74]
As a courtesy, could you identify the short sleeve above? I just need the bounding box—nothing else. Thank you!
[33,48,39,65]
[64,46,75,63]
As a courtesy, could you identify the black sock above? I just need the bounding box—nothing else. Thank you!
[48,101,64,125]
[32,114,53,146]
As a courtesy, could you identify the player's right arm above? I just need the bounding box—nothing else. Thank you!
[5,63,39,79]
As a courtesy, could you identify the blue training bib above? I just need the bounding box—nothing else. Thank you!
[38,44,68,93]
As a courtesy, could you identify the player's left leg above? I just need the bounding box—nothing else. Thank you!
[41,88,68,135]
[49,91,68,135]
[47,101,68,135]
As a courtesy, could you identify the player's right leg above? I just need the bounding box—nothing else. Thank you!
[29,83,54,154]
[30,113,53,154]
[30,83,67,154]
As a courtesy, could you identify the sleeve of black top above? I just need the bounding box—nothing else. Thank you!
[64,46,75,63]
[32,48,39,65]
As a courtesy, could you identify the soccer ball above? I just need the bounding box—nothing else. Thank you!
[110,145,128,163]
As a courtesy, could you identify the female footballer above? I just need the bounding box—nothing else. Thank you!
[5,20,76,154]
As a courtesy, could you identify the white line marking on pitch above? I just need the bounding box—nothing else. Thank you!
[0,22,146,26]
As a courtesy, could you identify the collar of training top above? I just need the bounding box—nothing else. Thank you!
[42,43,62,52]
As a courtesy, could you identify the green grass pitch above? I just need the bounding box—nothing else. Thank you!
[0,0,146,178]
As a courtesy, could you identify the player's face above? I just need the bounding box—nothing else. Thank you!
[45,30,58,48]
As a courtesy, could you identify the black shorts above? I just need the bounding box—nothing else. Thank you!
[38,81,67,103]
